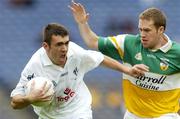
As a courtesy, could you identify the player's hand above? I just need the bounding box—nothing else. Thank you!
[69,0,89,24]
[127,64,149,77]
[26,80,53,103]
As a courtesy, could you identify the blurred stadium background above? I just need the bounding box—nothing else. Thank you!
[0,0,180,119]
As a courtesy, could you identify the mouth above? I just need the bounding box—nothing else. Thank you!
[141,38,148,43]
[59,54,66,60]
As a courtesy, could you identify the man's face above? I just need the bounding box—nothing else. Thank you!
[138,19,163,49]
[43,35,69,67]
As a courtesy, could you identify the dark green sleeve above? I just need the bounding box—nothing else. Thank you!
[123,34,142,64]
[98,37,122,60]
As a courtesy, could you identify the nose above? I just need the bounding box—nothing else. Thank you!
[140,31,146,38]
[61,44,68,52]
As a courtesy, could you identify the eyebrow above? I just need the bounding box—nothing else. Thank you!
[56,40,69,45]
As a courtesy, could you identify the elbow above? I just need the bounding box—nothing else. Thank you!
[10,98,23,109]
[10,95,30,109]
[11,100,19,109]
[87,41,98,50]
[87,44,95,49]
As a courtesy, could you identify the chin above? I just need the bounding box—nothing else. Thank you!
[142,44,148,48]
[59,60,65,64]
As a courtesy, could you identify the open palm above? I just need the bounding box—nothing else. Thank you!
[69,0,89,24]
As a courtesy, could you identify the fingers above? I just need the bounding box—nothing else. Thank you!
[68,5,75,12]
[69,0,86,14]
[43,82,52,94]
[40,81,53,96]
[41,95,54,101]
[132,64,149,77]
[41,81,48,90]
[133,67,144,76]
[69,0,89,24]
[69,0,82,11]
[134,64,149,73]
[72,0,76,4]
[29,79,35,92]
[41,85,54,101]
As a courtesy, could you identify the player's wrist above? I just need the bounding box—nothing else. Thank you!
[77,21,88,25]
[124,67,131,76]
[23,95,34,104]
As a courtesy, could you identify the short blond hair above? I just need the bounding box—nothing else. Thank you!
[139,8,166,30]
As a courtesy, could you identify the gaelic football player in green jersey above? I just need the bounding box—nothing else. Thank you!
[70,1,180,119]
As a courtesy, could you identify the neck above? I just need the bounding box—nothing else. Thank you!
[150,34,168,51]
[160,34,168,46]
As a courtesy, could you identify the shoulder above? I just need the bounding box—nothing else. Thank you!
[125,34,140,41]
[172,41,180,48]
[30,47,44,63]
[69,42,85,51]
[24,48,43,70]
[124,34,141,46]
[98,34,140,44]
[68,42,103,60]
[68,42,86,57]
[170,41,180,54]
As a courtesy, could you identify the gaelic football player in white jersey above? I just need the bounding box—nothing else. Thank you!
[70,1,180,119]
[10,23,148,119]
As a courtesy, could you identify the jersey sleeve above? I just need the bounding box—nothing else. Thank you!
[10,57,39,97]
[98,34,127,60]
[81,50,104,73]
[69,42,104,73]
[10,67,34,97]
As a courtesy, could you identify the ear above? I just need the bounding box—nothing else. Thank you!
[158,26,165,34]
[42,42,49,50]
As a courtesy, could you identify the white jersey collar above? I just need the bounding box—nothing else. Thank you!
[159,34,172,53]
[150,34,172,53]
[41,47,53,66]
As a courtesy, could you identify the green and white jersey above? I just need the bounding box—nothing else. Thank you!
[98,34,180,118]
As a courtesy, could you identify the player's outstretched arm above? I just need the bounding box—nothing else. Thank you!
[69,0,98,50]
[101,55,149,77]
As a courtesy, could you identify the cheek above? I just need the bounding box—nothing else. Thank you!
[66,46,69,51]
[147,32,156,39]
[53,50,60,56]
[50,49,58,56]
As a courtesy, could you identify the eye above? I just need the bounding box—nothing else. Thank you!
[56,41,69,47]
[144,29,150,32]
[139,28,142,32]
[56,42,64,47]
[65,41,69,46]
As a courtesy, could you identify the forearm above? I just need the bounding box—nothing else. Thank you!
[78,22,99,49]
[101,55,130,74]
[11,95,31,109]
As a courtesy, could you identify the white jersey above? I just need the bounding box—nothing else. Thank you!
[11,42,104,119]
